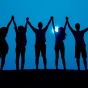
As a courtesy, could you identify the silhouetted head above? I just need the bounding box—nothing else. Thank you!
[18,26,25,33]
[58,27,64,32]
[38,22,43,30]
[58,27,66,40]
[0,27,7,38]
[75,23,80,31]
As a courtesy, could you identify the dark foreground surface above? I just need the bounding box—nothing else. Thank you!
[0,69,88,87]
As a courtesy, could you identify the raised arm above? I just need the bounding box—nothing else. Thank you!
[66,17,74,33]
[26,17,36,33]
[82,28,88,33]
[63,17,68,30]
[12,16,18,33]
[44,17,53,32]
[52,17,56,37]
[7,16,13,29]
[44,16,53,32]
[24,18,28,32]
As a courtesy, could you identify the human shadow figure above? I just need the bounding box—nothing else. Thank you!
[26,17,53,69]
[0,16,13,70]
[12,16,28,70]
[66,17,88,70]
[52,17,68,70]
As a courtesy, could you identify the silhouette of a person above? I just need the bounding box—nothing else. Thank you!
[26,17,53,69]
[12,16,28,70]
[66,17,88,70]
[52,17,67,70]
[0,16,13,70]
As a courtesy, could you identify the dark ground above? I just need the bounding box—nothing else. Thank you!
[0,69,88,87]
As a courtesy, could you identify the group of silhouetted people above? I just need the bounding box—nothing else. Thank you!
[0,16,88,70]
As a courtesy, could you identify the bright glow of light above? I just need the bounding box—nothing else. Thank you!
[52,26,59,33]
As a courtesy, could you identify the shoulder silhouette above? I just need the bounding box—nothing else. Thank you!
[16,25,27,46]
[56,27,66,41]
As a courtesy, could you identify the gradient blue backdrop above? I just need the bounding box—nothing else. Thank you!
[0,0,88,70]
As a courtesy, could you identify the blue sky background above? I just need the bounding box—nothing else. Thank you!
[0,0,88,70]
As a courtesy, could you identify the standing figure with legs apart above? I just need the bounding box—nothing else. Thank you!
[26,17,53,69]
[12,16,28,70]
[52,17,68,70]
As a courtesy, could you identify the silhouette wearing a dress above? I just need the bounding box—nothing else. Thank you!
[66,17,88,70]
[52,17,67,70]
[26,17,53,69]
[0,16,13,70]
[12,16,28,70]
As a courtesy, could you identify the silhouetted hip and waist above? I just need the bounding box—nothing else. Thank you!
[0,40,8,54]
[55,41,64,46]
[16,45,26,52]
[16,44,26,48]
[36,40,45,45]
[35,41,46,57]
[55,42,64,50]
[75,44,87,58]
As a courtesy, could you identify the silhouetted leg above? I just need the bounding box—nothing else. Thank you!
[55,52,59,70]
[21,47,25,70]
[75,46,80,70]
[83,58,87,70]
[60,45,66,70]
[43,57,46,69]
[35,44,40,70]
[41,44,46,69]
[82,47,87,70]
[61,56,66,70]
[55,45,59,70]
[76,58,80,70]
[0,43,8,70]
[1,54,6,70]
[16,46,20,70]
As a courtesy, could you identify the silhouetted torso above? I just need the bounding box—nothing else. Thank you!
[0,27,8,54]
[55,30,66,45]
[0,27,8,40]
[32,28,46,44]
[15,28,27,47]
[71,30,85,46]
